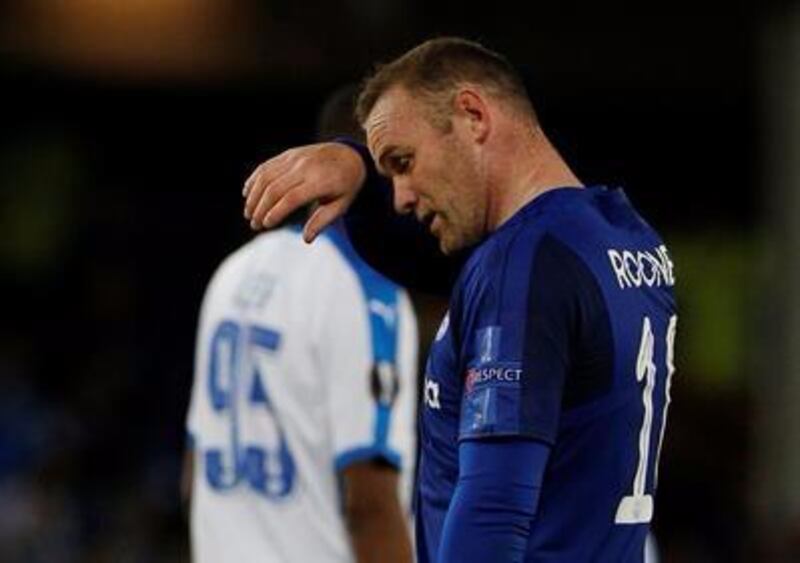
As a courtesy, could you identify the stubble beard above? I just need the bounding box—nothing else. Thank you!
[433,130,487,254]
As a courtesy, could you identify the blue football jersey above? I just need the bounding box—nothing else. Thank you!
[418,186,677,562]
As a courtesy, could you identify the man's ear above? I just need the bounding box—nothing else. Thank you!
[453,88,490,144]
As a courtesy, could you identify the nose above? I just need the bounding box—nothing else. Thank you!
[392,178,418,214]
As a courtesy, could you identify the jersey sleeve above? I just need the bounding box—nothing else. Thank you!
[458,233,603,445]
[437,439,550,563]
[317,234,418,473]
[388,289,419,507]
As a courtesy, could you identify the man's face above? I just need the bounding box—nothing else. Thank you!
[365,86,487,254]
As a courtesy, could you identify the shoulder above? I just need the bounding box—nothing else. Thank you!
[543,186,667,254]
[453,191,615,320]
[459,187,600,280]
[319,224,406,304]
[205,230,294,287]
[456,205,558,300]
[478,186,669,281]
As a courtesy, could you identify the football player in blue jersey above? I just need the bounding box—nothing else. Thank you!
[242,37,677,563]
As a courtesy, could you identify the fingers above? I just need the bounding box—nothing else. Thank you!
[243,142,365,233]
[264,182,317,230]
[243,164,260,197]
[243,152,292,220]
[303,199,348,242]
[243,151,284,197]
[249,174,305,229]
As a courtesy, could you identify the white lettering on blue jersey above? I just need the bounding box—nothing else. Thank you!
[607,245,675,289]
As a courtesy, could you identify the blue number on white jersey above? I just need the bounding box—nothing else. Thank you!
[206,320,296,499]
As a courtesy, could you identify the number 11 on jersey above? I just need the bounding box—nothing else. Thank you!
[615,314,677,525]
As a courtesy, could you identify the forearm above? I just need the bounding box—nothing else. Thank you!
[180,444,194,520]
[347,500,413,563]
[342,461,413,563]
[437,439,550,563]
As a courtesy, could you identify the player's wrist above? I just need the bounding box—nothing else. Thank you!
[332,137,374,186]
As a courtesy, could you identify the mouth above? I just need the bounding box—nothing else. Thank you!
[429,214,442,236]
[417,212,444,239]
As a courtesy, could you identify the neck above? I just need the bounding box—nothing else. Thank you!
[486,125,583,231]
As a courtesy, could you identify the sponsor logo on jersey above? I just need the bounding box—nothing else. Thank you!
[368,299,397,327]
[424,377,441,410]
[607,245,675,290]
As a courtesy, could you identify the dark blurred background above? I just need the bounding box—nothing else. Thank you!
[1,0,799,561]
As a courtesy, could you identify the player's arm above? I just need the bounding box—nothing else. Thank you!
[316,250,417,563]
[242,141,466,295]
[438,234,591,562]
[180,445,194,518]
[243,142,366,240]
[437,439,550,563]
[341,461,413,563]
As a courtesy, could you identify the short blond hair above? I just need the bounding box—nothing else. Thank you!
[356,37,537,131]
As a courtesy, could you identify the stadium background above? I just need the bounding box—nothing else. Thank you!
[0,0,798,561]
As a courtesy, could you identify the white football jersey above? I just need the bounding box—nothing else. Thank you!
[186,225,418,563]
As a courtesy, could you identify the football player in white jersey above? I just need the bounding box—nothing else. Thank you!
[183,86,418,563]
